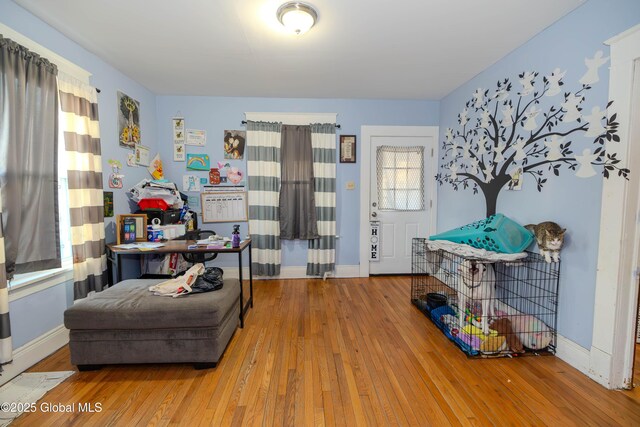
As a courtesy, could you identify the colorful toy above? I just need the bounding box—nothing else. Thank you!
[464,309,482,326]
[462,324,498,338]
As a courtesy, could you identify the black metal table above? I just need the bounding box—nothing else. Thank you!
[106,238,253,327]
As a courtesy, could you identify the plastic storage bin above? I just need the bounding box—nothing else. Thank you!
[429,213,533,253]
[138,198,170,211]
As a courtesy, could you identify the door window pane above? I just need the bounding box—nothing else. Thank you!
[376,146,424,211]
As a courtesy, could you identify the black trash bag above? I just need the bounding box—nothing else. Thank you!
[191,267,224,294]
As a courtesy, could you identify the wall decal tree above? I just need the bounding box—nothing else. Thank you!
[436,52,629,217]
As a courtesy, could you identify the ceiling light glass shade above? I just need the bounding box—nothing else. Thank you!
[277,2,317,35]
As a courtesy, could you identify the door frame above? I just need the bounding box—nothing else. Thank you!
[359,126,439,277]
[591,23,640,389]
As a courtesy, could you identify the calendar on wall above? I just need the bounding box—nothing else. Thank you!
[200,192,248,223]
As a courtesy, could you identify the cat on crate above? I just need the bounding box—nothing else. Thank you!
[525,222,566,263]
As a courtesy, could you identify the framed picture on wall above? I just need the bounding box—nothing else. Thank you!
[135,144,151,166]
[103,191,114,217]
[340,135,356,163]
[116,214,147,244]
[117,91,141,148]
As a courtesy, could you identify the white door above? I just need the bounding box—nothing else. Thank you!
[360,127,438,275]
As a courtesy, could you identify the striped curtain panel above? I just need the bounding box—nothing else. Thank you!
[247,121,282,276]
[58,77,107,299]
[307,123,337,276]
[0,194,12,367]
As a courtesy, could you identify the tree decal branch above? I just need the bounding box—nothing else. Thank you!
[436,52,629,216]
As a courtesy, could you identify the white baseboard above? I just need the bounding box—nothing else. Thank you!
[327,265,360,278]
[224,264,360,280]
[587,345,614,388]
[0,325,69,386]
[555,334,591,376]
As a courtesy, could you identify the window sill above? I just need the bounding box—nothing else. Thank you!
[8,262,74,302]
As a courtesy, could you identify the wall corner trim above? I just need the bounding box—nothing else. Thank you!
[556,335,618,389]
[588,345,614,389]
[555,334,590,375]
[0,325,69,386]
[592,23,640,390]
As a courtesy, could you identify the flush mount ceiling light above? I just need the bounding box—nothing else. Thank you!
[277,2,318,35]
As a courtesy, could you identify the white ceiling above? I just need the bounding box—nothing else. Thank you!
[14,0,585,100]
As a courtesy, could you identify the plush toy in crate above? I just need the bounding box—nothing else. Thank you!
[429,213,533,254]
[509,315,552,350]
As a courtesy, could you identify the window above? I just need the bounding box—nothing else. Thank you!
[57,116,73,262]
[376,146,424,211]
[9,98,73,288]
[0,25,89,291]
[279,124,318,240]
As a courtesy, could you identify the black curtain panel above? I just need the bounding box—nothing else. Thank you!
[279,124,319,240]
[0,36,60,278]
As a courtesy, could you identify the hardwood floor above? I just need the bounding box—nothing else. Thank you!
[13,276,640,426]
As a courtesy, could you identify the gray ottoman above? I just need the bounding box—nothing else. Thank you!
[64,278,240,370]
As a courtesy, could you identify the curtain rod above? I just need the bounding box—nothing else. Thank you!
[241,120,340,129]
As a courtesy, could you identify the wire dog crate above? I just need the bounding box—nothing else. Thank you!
[411,238,560,357]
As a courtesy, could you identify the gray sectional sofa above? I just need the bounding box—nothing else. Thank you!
[64,278,240,370]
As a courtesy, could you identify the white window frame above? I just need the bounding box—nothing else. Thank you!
[376,146,425,211]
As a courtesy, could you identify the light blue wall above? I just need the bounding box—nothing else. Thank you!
[1,0,158,348]
[437,0,640,348]
[156,96,439,267]
[9,280,74,348]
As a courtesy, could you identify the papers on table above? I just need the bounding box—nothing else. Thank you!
[189,236,233,250]
[196,236,230,245]
[188,244,225,250]
[113,242,165,250]
[187,240,243,250]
